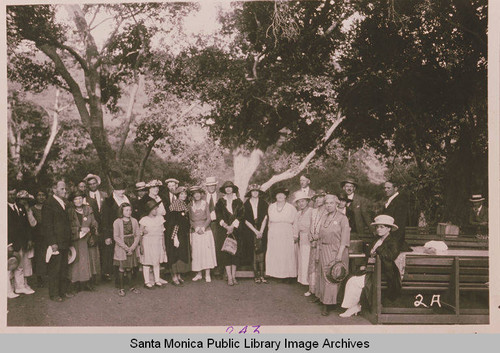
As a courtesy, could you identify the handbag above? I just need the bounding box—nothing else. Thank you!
[221,234,237,255]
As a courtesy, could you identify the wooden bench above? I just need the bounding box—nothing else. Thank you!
[365,254,489,324]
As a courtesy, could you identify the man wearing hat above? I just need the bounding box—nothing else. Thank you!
[205,176,224,278]
[84,174,108,224]
[101,179,132,283]
[132,181,149,219]
[42,180,73,302]
[8,186,37,297]
[468,194,488,234]
[341,177,372,237]
[163,178,179,211]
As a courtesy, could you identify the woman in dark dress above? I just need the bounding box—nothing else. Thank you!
[242,184,269,284]
[215,181,244,286]
[339,214,403,317]
[165,186,191,286]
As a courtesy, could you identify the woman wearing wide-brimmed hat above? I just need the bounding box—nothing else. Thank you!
[293,191,313,290]
[339,214,402,318]
[67,190,99,292]
[265,187,298,282]
[242,184,269,283]
[189,186,217,283]
[317,194,350,316]
[215,181,245,286]
[139,199,168,288]
[165,186,191,286]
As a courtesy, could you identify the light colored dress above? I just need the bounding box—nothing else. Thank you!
[265,202,298,278]
[189,200,217,271]
[294,207,312,285]
[308,206,325,295]
[139,216,168,265]
[317,210,350,305]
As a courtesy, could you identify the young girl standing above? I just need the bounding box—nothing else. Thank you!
[139,200,168,289]
[113,203,141,296]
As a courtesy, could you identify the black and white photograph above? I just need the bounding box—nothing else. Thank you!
[3,0,494,329]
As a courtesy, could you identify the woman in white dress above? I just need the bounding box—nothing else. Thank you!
[189,186,217,283]
[293,191,312,291]
[265,187,298,282]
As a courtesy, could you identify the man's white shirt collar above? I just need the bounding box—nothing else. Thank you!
[53,195,66,210]
[385,191,399,209]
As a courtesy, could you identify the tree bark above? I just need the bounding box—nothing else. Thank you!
[34,89,66,178]
[117,74,143,160]
[7,101,23,180]
[233,148,264,198]
[260,114,345,191]
[137,137,161,181]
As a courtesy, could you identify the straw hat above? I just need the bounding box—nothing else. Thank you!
[205,177,218,186]
[294,190,311,204]
[83,174,101,185]
[189,186,205,195]
[135,181,148,191]
[165,178,179,185]
[147,179,163,187]
[469,194,485,202]
[370,215,399,231]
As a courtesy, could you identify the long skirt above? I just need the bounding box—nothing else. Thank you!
[88,245,101,276]
[191,229,217,271]
[307,244,320,294]
[297,232,310,285]
[265,223,297,278]
[317,243,348,305]
[341,274,366,308]
[69,238,91,283]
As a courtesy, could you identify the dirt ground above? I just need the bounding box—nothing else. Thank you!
[7,273,371,327]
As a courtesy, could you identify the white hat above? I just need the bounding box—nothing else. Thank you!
[67,246,77,264]
[294,190,311,203]
[370,215,399,230]
[165,178,179,184]
[205,176,218,186]
[83,174,101,185]
[469,194,485,202]
[147,179,163,187]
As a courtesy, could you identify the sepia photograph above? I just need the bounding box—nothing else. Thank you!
[4,0,491,328]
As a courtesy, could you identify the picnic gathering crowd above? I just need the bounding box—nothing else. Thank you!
[7,173,488,318]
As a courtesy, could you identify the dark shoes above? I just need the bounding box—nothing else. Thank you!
[50,296,63,302]
[308,296,320,303]
[321,304,329,316]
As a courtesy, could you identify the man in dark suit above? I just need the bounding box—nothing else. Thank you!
[131,181,149,220]
[83,173,108,225]
[468,194,488,235]
[163,178,179,212]
[42,180,73,302]
[205,176,225,279]
[341,177,372,237]
[382,181,410,250]
[293,174,315,208]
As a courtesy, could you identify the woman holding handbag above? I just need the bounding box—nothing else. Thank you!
[165,186,191,286]
[215,181,244,286]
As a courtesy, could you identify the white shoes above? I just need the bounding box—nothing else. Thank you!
[15,286,35,295]
[205,275,211,283]
[304,291,312,297]
[339,304,362,318]
[158,278,168,284]
[8,292,19,299]
[192,273,203,282]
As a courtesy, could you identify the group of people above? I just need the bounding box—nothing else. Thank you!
[6,172,434,317]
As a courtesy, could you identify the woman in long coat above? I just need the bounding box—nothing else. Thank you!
[317,194,350,316]
[242,184,269,284]
[339,215,402,317]
[68,191,99,292]
[265,187,298,282]
[165,186,191,286]
[215,181,244,286]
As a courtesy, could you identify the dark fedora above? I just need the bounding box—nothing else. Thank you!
[144,199,162,215]
[273,187,290,198]
[340,176,358,188]
[312,189,326,200]
[219,181,239,194]
[245,184,265,198]
[325,261,348,284]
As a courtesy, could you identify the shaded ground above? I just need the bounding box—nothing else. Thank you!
[7,274,371,327]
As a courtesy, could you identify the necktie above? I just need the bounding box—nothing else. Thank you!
[209,195,215,212]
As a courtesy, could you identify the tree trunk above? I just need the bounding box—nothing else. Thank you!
[117,74,143,160]
[232,148,264,198]
[137,137,161,181]
[260,114,345,191]
[7,101,23,181]
[34,89,66,179]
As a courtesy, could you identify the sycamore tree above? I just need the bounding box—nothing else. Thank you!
[7,3,196,186]
[151,0,356,195]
